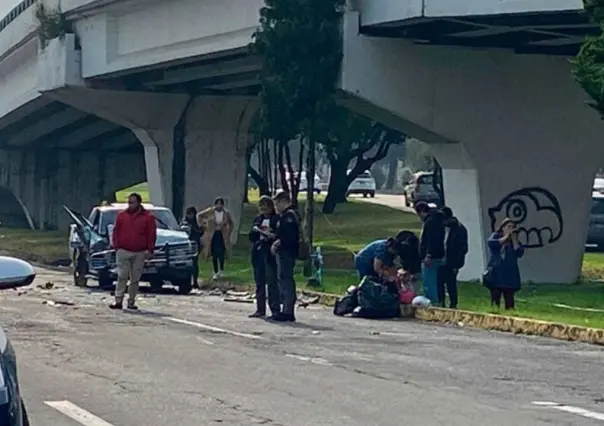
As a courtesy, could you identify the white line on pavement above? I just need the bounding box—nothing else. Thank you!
[45,401,114,426]
[286,354,333,366]
[532,401,604,421]
[167,317,263,340]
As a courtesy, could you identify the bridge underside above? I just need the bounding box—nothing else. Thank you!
[362,10,596,55]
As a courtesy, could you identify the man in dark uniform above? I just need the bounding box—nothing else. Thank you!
[438,207,468,309]
[271,191,300,322]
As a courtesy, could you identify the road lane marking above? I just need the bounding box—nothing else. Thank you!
[532,401,604,421]
[286,354,333,366]
[45,401,114,426]
[167,317,263,340]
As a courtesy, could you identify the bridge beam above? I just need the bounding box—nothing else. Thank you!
[341,11,604,283]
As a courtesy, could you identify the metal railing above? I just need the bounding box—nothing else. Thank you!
[0,0,36,35]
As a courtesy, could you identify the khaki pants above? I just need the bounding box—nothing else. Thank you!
[115,249,147,304]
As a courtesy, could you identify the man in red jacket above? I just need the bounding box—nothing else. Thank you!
[109,193,157,310]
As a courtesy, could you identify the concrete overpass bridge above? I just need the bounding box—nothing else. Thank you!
[0,0,601,282]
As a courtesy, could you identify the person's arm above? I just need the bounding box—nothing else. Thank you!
[112,213,122,249]
[419,225,428,260]
[488,232,507,249]
[461,227,469,255]
[196,207,213,227]
[511,233,524,258]
[147,215,157,253]
[249,216,261,243]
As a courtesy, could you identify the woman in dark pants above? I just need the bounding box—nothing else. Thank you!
[182,206,204,288]
[485,218,525,309]
[248,196,280,318]
[198,198,234,280]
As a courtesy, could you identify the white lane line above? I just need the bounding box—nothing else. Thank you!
[532,401,604,421]
[286,354,333,366]
[45,401,114,426]
[167,317,263,340]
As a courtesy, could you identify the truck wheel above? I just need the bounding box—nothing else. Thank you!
[72,251,88,287]
[369,191,375,198]
[404,194,410,207]
[149,279,164,293]
[362,193,368,198]
[174,278,192,295]
[98,271,113,290]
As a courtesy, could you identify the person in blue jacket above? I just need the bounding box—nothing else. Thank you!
[485,218,525,310]
[355,238,402,282]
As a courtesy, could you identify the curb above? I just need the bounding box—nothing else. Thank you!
[415,307,604,346]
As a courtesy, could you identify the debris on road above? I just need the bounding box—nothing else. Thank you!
[43,299,76,307]
[37,281,54,290]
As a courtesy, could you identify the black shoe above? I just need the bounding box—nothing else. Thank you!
[109,302,123,310]
[270,313,296,322]
[248,311,266,318]
[126,303,139,310]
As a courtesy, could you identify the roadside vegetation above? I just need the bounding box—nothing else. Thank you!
[0,183,602,328]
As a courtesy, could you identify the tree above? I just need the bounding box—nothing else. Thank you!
[321,106,406,214]
[572,0,604,116]
[252,0,345,257]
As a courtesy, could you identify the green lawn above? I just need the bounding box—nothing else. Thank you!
[2,182,604,328]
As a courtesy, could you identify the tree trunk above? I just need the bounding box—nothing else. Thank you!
[385,157,398,190]
[322,158,349,214]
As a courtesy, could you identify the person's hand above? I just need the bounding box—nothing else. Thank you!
[423,256,432,267]
[266,232,276,240]
[271,240,281,255]
[145,250,153,259]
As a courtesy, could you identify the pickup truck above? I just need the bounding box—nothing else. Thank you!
[66,203,197,295]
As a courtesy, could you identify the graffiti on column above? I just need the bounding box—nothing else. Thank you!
[487,187,563,249]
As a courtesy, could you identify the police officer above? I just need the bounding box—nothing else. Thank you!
[271,191,300,322]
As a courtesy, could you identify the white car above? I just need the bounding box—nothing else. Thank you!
[347,170,376,198]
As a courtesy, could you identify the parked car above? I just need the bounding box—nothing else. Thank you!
[403,172,442,207]
[587,191,604,250]
[66,203,197,294]
[346,170,376,198]
[0,256,36,426]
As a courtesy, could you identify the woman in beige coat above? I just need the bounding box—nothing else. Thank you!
[197,197,234,280]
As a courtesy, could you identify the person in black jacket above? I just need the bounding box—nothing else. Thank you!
[271,191,300,322]
[248,196,280,318]
[438,207,468,309]
[182,206,204,288]
[414,202,446,304]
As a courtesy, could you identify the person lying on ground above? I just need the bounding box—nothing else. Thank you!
[354,238,402,282]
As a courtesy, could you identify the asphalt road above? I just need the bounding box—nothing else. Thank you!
[2,267,604,425]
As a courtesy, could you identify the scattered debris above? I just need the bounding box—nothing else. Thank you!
[223,296,254,304]
[297,294,320,308]
[43,299,75,306]
[225,290,250,298]
[37,281,54,290]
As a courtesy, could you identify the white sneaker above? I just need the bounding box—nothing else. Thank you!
[218,270,224,278]
[212,273,219,280]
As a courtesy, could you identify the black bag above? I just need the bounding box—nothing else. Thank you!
[355,277,400,319]
[333,291,358,316]
[482,260,500,288]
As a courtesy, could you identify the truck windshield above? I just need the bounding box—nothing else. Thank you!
[100,209,180,234]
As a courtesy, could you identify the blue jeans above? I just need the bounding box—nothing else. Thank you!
[422,258,443,304]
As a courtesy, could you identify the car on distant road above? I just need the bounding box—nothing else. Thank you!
[587,191,604,250]
[66,203,197,294]
[346,170,376,198]
[403,172,442,207]
[0,256,35,426]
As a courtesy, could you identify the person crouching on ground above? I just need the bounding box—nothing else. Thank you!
[355,238,402,282]
[110,193,157,310]
[198,197,234,280]
[414,201,446,305]
[438,207,468,309]
[270,191,300,322]
[485,218,524,310]
[248,196,280,318]
[182,206,204,289]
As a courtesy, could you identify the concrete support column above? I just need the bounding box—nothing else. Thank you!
[40,86,257,241]
[341,11,604,283]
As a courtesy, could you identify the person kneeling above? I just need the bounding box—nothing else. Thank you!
[355,238,401,283]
